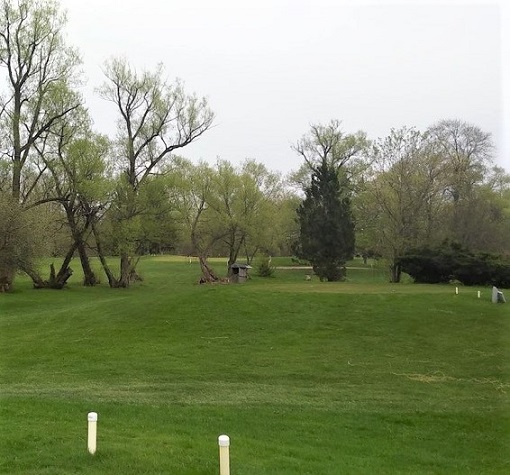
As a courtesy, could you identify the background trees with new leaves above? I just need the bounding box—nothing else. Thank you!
[0,0,508,292]
[165,158,291,282]
[356,120,509,282]
[95,58,214,287]
[0,0,82,288]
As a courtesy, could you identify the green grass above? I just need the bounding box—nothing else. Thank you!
[0,256,509,474]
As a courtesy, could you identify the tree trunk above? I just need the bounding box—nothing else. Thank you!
[227,234,245,276]
[23,263,73,289]
[20,244,75,290]
[0,267,15,292]
[199,255,219,283]
[12,92,22,203]
[117,252,132,288]
[56,242,78,281]
[92,223,119,288]
[48,263,73,289]
[389,262,401,283]
[64,205,98,286]
[76,239,98,286]
[244,242,259,266]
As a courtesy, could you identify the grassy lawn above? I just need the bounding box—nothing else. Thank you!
[0,256,509,474]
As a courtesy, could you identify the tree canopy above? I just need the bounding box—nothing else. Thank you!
[0,0,508,291]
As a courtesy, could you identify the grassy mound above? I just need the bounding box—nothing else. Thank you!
[0,257,508,474]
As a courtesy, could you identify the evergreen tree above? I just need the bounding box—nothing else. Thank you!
[295,160,355,281]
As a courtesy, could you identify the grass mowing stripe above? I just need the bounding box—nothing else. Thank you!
[0,256,509,473]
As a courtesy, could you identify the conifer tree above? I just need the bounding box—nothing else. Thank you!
[295,160,355,281]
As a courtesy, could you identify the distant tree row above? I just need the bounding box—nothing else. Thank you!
[0,0,508,291]
[293,120,510,282]
[0,0,215,289]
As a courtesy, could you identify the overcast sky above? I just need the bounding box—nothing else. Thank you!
[59,0,509,174]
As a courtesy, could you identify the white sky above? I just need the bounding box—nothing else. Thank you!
[59,0,509,174]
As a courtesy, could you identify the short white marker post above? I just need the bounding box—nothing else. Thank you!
[478,290,481,299]
[218,435,230,475]
[455,287,459,295]
[87,412,98,455]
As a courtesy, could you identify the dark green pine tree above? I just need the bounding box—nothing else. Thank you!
[295,160,355,281]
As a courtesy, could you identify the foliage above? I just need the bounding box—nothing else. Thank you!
[0,0,83,287]
[255,255,275,277]
[0,0,82,201]
[399,241,510,287]
[0,195,56,289]
[95,58,214,287]
[293,119,368,172]
[356,127,442,282]
[164,158,292,280]
[295,160,355,281]
[355,122,510,282]
[136,177,179,254]
[0,0,508,293]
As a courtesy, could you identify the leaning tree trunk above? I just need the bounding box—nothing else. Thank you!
[92,222,119,288]
[47,263,73,289]
[23,263,73,290]
[227,234,245,277]
[21,243,75,290]
[66,207,99,286]
[199,255,219,283]
[244,241,259,266]
[76,238,98,286]
[51,243,76,288]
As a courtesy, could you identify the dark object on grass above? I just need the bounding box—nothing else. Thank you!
[398,241,510,287]
[230,263,251,283]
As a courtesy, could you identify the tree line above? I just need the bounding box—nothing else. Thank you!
[0,0,508,291]
[293,120,510,282]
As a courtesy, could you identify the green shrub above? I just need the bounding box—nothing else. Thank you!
[313,261,346,282]
[256,256,275,277]
[399,242,510,287]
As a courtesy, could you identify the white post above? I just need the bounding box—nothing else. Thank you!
[218,435,230,475]
[87,412,98,455]
[477,290,481,299]
[455,287,459,295]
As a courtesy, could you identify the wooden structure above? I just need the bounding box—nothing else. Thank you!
[230,263,251,283]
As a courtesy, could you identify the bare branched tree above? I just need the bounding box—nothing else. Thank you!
[96,58,214,287]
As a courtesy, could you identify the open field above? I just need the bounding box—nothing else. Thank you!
[0,257,509,474]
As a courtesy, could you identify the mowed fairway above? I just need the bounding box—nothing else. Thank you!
[0,257,509,474]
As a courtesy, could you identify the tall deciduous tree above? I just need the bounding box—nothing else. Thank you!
[293,119,368,173]
[42,131,110,287]
[427,119,494,244]
[0,0,82,201]
[207,160,282,275]
[0,0,82,288]
[97,57,214,287]
[164,158,225,282]
[359,127,443,282]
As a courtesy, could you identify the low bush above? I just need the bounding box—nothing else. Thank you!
[256,256,275,277]
[399,242,510,287]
